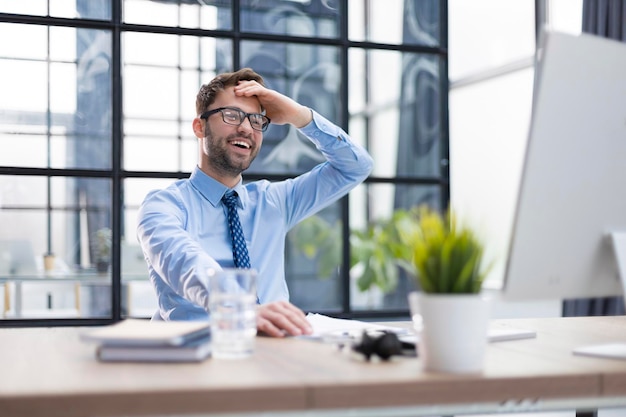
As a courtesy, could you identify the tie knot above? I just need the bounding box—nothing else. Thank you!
[222,191,239,208]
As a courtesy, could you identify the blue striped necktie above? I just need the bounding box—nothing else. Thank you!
[222,190,251,269]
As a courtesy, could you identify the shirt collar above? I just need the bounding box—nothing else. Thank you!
[189,166,248,209]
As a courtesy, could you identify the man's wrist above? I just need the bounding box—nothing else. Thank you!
[294,106,313,129]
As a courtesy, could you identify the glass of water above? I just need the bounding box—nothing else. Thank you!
[208,268,257,359]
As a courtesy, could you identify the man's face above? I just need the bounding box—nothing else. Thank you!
[200,86,263,177]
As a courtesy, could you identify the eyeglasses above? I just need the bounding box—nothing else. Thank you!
[200,107,271,132]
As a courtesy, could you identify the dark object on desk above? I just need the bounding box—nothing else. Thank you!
[351,330,404,361]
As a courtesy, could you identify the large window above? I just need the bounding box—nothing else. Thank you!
[0,0,448,324]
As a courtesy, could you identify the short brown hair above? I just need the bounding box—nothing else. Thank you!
[195,68,265,115]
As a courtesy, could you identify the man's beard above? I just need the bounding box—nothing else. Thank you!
[203,129,259,176]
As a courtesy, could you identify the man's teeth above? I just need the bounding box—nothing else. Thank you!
[232,141,250,149]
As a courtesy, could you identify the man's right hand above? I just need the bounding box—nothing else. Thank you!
[256,301,313,337]
[233,80,312,128]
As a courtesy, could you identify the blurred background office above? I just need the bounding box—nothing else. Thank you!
[0,0,596,324]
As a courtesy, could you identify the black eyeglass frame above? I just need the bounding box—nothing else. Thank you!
[199,106,271,132]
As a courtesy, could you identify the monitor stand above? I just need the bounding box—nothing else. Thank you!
[610,232,626,297]
[572,232,626,359]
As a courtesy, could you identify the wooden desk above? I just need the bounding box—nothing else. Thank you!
[2,316,626,417]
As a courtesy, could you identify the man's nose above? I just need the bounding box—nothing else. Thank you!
[238,116,254,132]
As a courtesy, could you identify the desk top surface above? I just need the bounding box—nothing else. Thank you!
[2,316,626,417]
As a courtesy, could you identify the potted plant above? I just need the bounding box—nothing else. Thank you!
[399,205,492,374]
[93,227,112,273]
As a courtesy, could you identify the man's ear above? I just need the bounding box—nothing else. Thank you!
[192,117,204,138]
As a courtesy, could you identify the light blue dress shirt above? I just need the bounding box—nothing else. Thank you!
[137,110,373,321]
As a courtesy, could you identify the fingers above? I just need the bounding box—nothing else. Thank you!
[233,81,307,126]
[256,301,313,338]
[233,80,265,97]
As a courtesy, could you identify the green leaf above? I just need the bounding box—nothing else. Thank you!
[407,205,488,294]
[290,205,491,296]
[357,266,376,292]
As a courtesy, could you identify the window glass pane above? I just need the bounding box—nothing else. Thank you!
[0,134,48,168]
[121,178,175,318]
[240,0,338,38]
[348,0,440,47]
[2,279,83,319]
[287,203,342,312]
[288,181,441,313]
[124,178,174,210]
[0,23,48,60]
[123,34,231,172]
[75,29,113,170]
[123,0,230,30]
[349,48,442,179]
[55,0,111,20]
[125,136,184,172]
[179,36,200,69]
[0,58,48,113]
[124,66,179,119]
[50,26,77,62]
[448,0,535,81]
[124,32,180,67]
[547,0,583,34]
[0,0,47,16]
[123,178,184,252]
[202,38,230,71]
[240,41,341,176]
[0,175,113,319]
[448,0,560,288]
[122,272,157,318]
[0,0,111,19]
[121,223,154,317]
[0,27,112,170]
[449,69,534,288]
[0,175,47,209]
[181,136,197,169]
[350,183,438,311]
[125,118,179,138]
[50,62,78,117]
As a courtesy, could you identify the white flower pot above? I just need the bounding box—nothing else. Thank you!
[408,291,491,374]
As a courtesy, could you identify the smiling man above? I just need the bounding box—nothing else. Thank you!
[136,68,373,337]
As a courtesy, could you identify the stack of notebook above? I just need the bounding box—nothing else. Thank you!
[80,319,211,363]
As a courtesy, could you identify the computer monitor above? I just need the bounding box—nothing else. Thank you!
[502,30,626,303]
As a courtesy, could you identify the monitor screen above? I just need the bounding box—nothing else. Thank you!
[502,30,626,302]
